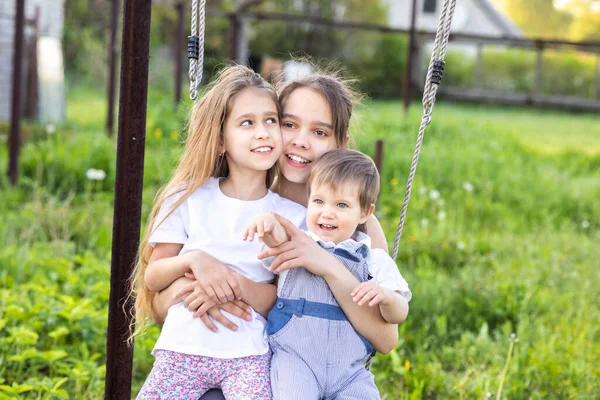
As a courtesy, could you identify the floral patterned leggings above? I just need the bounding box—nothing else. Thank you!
[136,350,272,400]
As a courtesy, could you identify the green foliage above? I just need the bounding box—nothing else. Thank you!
[443,47,598,98]
[1,86,599,398]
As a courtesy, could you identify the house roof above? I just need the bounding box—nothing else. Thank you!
[474,0,523,38]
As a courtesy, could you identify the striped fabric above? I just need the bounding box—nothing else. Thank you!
[267,239,380,400]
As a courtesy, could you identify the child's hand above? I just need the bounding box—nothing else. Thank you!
[174,274,216,318]
[244,213,288,247]
[197,301,253,333]
[244,214,277,241]
[184,250,242,304]
[351,281,390,307]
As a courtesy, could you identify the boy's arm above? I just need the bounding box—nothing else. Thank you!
[352,282,409,324]
[379,289,409,324]
[322,263,399,354]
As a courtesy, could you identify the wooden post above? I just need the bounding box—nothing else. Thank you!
[374,139,384,175]
[106,0,120,136]
[174,1,184,105]
[535,41,544,95]
[25,6,40,119]
[8,0,25,185]
[229,13,239,62]
[403,0,418,112]
[104,0,151,397]
[473,42,483,89]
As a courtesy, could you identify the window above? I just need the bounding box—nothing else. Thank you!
[423,0,437,13]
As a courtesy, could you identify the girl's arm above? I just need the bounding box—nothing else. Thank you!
[144,243,186,292]
[234,275,278,317]
[260,214,399,354]
[365,214,389,253]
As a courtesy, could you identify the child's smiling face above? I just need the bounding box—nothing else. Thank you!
[306,182,371,244]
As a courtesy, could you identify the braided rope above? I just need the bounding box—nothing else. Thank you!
[391,0,457,261]
[188,0,206,101]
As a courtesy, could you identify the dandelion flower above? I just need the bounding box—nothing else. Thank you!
[429,189,440,200]
[170,131,179,140]
[457,241,465,250]
[45,124,56,134]
[404,360,410,371]
[154,128,163,138]
[391,177,399,187]
[463,182,473,192]
[438,211,446,221]
[581,220,590,229]
[420,218,429,227]
[419,186,427,195]
[86,169,107,181]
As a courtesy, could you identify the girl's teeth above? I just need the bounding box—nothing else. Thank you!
[288,155,309,163]
[254,147,272,153]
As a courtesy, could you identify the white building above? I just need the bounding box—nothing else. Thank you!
[386,0,522,38]
[0,0,66,122]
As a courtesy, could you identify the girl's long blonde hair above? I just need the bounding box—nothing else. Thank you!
[128,65,280,339]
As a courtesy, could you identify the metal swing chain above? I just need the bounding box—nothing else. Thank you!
[390,0,457,261]
[188,0,206,101]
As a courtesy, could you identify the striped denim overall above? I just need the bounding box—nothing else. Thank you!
[266,238,380,400]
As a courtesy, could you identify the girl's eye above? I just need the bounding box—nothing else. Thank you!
[282,122,296,129]
[314,130,328,137]
[241,120,252,127]
[337,203,348,209]
[266,117,278,124]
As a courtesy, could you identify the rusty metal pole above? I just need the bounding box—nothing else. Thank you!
[403,0,418,113]
[374,139,384,175]
[8,0,25,186]
[174,1,184,104]
[106,0,120,136]
[104,0,151,397]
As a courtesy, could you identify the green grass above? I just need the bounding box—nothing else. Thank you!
[0,85,598,399]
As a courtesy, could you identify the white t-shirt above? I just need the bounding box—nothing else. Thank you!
[271,230,412,302]
[149,177,306,359]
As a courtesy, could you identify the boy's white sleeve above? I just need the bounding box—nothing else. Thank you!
[369,249,412,302]
[148,192,188,247]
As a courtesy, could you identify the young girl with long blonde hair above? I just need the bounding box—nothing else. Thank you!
[131,65,306,399]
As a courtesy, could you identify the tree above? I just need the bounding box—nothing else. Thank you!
[494,0,573,39]
[556,0,600,40]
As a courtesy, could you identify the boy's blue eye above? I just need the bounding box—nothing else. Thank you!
[314,199,324,204]
[337,203,348,208]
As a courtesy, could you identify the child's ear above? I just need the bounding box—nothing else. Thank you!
[359,204,376,224]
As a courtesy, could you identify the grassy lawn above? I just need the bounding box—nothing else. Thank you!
[0,85,598,399]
